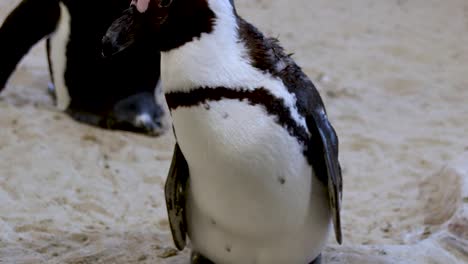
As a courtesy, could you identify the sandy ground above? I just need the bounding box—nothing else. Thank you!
[1,0,467,263]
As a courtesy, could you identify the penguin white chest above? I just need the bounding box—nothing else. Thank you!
[48,3,71,111]
[171,100,331,264]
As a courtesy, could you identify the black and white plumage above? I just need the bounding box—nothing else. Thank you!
[105,0,343,263]
[0,0,168,135]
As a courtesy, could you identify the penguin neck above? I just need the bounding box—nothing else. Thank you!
[160,0,257,94]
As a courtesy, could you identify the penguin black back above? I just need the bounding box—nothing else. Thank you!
[236,14,344,245]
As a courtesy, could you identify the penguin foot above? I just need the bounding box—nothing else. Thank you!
[66,110,103,128]
[47,82,56,100]
[191,252,215,264]
[190,252,321,264]
[66,107,167,137]
[309,254,322,264]
[65,92,168,136]
[112,92,168,136]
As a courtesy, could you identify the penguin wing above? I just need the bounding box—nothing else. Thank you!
[307,110,343,244]
[164,143,189,250]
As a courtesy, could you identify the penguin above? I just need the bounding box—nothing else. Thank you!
[0,0,168,136]
[104,0,343,263]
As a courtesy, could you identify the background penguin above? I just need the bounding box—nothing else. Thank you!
[105,0,343,263]
[0,0,168,136]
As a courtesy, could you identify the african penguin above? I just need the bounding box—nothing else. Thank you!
[0,0,169,136]
[105,0,343,263]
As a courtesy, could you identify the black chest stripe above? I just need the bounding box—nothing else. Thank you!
[165,87,310,152]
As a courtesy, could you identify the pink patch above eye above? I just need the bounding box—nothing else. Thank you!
[131,0,150,13]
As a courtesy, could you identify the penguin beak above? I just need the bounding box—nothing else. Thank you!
[102,6,143,58]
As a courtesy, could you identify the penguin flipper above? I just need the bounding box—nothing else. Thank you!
[0,0,60,90]
[164,143,189,250]
[307,110,343,244]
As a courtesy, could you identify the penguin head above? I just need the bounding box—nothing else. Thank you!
[102,0,236,53]
[102,0,172,56]
[110,91,169,136]
[102,4,148,58]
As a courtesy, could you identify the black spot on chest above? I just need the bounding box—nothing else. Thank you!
[278,177,286,185]
[225,245,231,253]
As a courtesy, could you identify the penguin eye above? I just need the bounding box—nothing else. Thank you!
[159,0,173,7]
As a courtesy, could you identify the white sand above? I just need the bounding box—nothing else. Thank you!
[0,0,467,263]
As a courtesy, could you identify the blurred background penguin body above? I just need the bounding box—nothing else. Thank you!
[0,0,168,136]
